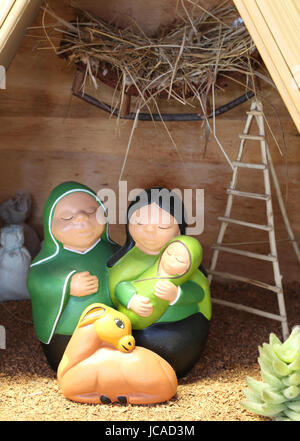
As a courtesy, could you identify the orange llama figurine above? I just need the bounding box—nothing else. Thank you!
[57,303,177,405]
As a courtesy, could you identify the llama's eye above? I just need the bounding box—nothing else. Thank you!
[114,318,125,329]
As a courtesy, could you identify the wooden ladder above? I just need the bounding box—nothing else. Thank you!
[208,99,300,340]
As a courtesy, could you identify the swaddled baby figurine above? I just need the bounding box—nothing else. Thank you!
[115,235,203,330]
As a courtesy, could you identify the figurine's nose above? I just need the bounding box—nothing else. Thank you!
[73,211,89,222]
[144,224,156,233]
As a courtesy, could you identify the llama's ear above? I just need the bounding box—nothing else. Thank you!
[78,305,106,328]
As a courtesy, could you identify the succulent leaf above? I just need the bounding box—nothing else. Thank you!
[246,376,267,395]
[283,386,300,400]
[269,333,282,347]
[290,326,300,339]
[241,327,300,421]
[283,409,300,421]
[276,347,300,364]
[282,377,290,387]
[261,403,287,417]
[286,400,300,412]
[260,366,284,389]
[243,388,263,404]
[241,400,285,418]
[259,345,273,363]
[258,346,273,366]
[272,358,290,377]
[275,327,300,363]
[240,400,265,417]
[261,343,273,358]
[289,356,300,371]
[261,388,285,404]
[287,373,300,386]
[258,357,276,377]
[261,342,285,366]
[275,414,291,421]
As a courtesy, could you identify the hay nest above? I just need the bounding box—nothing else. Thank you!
[43,0,264,114]
[41,1,273,179]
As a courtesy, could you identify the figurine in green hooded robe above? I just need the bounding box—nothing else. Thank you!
[115,235,206,331]
[27,181,119,370]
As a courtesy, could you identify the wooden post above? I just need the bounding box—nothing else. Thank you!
[72,68,85,96]
[119,93,131,117]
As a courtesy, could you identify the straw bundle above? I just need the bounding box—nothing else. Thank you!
[45,0,260,112]
[41,0,272,178]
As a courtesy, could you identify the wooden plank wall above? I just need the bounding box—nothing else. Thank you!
[72,0,224,36]
[0,0,299,286]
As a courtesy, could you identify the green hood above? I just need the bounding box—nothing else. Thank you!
[27,182,119,344]
[32,181,112,267]
[153,235,203,286]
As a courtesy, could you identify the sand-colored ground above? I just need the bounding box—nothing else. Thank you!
[1,282,299,422]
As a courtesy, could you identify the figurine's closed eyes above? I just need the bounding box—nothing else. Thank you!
[128,203,180,255]
[60,207,97,221]
[86,207,98,215]
[61,213,73,221]
[166,249,186,263]
[135,222,171,230]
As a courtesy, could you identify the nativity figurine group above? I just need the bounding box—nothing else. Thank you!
[27,182,212,405]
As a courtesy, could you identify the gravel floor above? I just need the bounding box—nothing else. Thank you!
[0,281,299,421]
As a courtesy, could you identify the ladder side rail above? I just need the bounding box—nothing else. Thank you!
[255,107,289,338]
[266,144,300,264]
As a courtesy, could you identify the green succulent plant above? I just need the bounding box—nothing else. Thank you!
[241,326,300,421]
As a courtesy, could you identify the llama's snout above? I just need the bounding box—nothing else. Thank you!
[118,335,135,353]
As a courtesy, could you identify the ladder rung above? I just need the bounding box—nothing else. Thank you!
[208,270,281,293]
[211,298,286,322]
[227,189,270,201]
[232,160,267,170]
[239,134,265,141]
[246,110,263,116]
[218,216,273,231]
[211,244,277,262]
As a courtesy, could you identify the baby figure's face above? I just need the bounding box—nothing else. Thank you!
[160,241,190,276]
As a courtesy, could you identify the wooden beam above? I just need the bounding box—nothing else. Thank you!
[233,0,300,133]
[0,0,42,70]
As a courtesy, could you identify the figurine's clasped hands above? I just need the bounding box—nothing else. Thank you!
[154,280,178,303]
[70,271,99,297]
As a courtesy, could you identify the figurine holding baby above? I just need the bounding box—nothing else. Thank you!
[108,187,211,377]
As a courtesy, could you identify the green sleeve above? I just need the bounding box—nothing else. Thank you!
[115,281,137,308]
[175,280,205,305]
[27,264,75,344]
